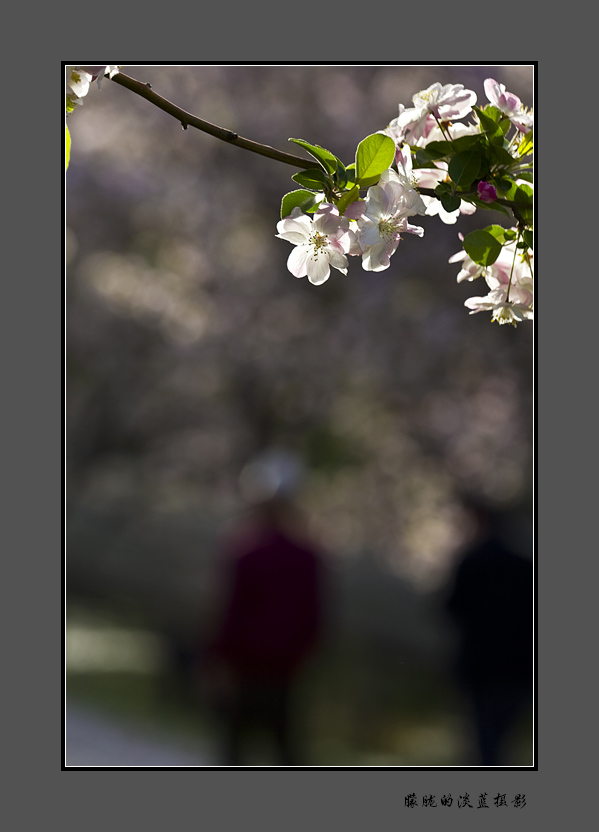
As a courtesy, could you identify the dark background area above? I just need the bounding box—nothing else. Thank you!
[65,64,534,766]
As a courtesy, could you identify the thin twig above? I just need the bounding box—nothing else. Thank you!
[110,72,320,170]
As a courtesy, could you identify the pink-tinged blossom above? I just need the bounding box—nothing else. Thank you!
[384,104,412,145]
[412,82,477,121]
[394,146,428,214]
[398,83,477,140]
[388,85,477,146]
[464,290,534,325]
[419,119,480,147]
[484,78,533,133]
[345,169,425,272]
[387,107,438,146]
[484,244,534,303]
[448,245,486,282]
[276,204,357,285]
[450,235,534,324]
[449,237,533,287]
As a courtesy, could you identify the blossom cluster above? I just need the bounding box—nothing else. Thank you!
[276,164,427,283]
[449,235,533,325]
[276,78,533,325]
[66,65,120,115]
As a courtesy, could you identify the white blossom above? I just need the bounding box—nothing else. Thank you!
[484,78,533,133]
[276,204,356,285]
[346,169,425,272]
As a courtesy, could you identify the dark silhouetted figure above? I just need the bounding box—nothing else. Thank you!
[445,501,533,766]
[206,465,324,766]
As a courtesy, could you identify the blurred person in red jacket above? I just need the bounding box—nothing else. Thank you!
[206,450,325,767]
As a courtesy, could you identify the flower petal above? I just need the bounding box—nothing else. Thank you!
[327,247,349,275]
[287,245,309,278]
[306,254,331,285]
[276,214,311,244]
[362,241,395,272]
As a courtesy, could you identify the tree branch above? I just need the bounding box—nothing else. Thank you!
[109,71,320,171]
[109,71,530,226]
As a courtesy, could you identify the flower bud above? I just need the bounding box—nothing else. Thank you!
[477,181,497,203]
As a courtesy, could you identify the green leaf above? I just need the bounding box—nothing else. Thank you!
[289,138,338,175]
[495,177,513,192]
[452,135,487,154]
[515,169,534,184]
[463,229,504,266]
[514,184,533,223]
[291,168,329,190]
[465,196,512,218]
[514,185,534,203]
[355,133,396,187]
[497,181,533,223]
[344,163,356,184]
[474,106,504,144]
[434,181,452,196]
[66,123,71,171]
[448,150,482,187]
[488,144,518,169]
[333,157,348,189]
[484,224,512,245]
[336,185,360,215]
[479,104,504,124]
[280,189,320,219]
[414,141,453,163]
[499,181,533,205]
[440,193,461,213]
[518,129,533,157]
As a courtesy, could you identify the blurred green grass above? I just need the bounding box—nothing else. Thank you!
[66,602,533,767]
